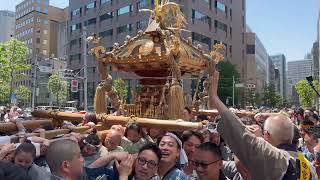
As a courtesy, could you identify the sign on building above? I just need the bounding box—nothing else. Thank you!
[71,80,78,93]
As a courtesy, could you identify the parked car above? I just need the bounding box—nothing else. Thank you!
[64,107,78,113]
[36,106,60,111]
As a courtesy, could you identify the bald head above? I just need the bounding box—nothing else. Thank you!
[264,115,294,146]
[104,130,122,151]
[46,139,80,175]
[110,125,125,136]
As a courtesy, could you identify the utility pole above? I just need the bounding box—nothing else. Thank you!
[31,56,38,110]
[232,75,235,107]
[83,28,88,111]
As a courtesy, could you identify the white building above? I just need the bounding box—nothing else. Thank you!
[0,10,15,43]
[287,59,312,103]
[270,54,287,101]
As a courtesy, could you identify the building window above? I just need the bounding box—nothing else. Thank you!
[100,12,113,22]
[36,6,40,12]
[214,20,227,32]
[192,32,211,47]
[43,8,48,13]
[101,0,111,5]
[192,10,211,25]
[246,45,255,54]
[36,38,40,43]
[117,24,132,34]
[37,17,41,22]
[42,49,47,55]
[43,29,48,34]
[71,8,82,17]
[117,5,132,16]
[136,20,148,30]
[43,20,49,25]
[215,1,226,12]
[70,39,77,49]
[85,18,96,26]
[43,39,47,45]
[71,23,82,31]
[99,29,113,38]
[86,1,96,10]
[88,67,96,74]
[137,0,153,9]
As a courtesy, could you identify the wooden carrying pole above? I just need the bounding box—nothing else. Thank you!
[195,110,280,119]
[0,120,52,134]
[31,110,84,123]
[31,110,207,131]
[9,124,106,143]
[96,114,206,131]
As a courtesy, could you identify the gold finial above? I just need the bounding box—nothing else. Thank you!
[210,42,226,64]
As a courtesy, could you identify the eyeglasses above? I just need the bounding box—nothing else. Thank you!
[105,139,116,146]
[191,159,221,169]
[137,157,158,168]
[82,139,99,149]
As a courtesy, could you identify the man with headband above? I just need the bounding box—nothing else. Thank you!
[158,132,188,180]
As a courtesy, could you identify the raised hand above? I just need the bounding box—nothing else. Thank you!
[209,70,220,108]
[116,154,134,177]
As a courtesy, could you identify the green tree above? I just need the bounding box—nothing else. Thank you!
[217,61,241,106]
[0,83,10,105]
[295,80,319,108]
[114,79,128,102]
[48,74,67,107]
[262,84,281,107]
[0,39,31,100]
[247,90,261,107]
[15,86,31,107]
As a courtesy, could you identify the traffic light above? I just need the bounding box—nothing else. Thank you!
[64,69,74,79]
[71,80,78,92]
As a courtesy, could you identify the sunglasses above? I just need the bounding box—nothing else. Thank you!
[191,159,221,169]
[137,157,158,169]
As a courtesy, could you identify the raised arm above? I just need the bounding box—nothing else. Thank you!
[88,151,129,168]
[208,70,289,180]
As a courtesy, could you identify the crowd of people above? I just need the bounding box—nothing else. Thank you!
[0,72,319,180]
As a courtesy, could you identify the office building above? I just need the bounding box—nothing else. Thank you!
[270,54,287,101]
[68,0,246,106]
[15,0,68,106]
[287,59,312,103]
[0,10,15,42]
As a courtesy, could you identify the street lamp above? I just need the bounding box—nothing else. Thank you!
[306,76,320,96]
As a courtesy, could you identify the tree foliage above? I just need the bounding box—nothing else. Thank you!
[0,83,10,105]
[262,84,281,107]
[216,61,241,106]
[48,74,67,106]
[295,80,319,108]
[247,90,261,107]
[15,86,31,106]
[114,79,128,101]
[0,39,31,97]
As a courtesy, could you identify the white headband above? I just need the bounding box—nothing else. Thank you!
[165,132,188,165]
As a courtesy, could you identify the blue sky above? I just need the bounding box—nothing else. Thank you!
[247,0,319,61]
[2,0,319,61]
[3,0,68,11]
